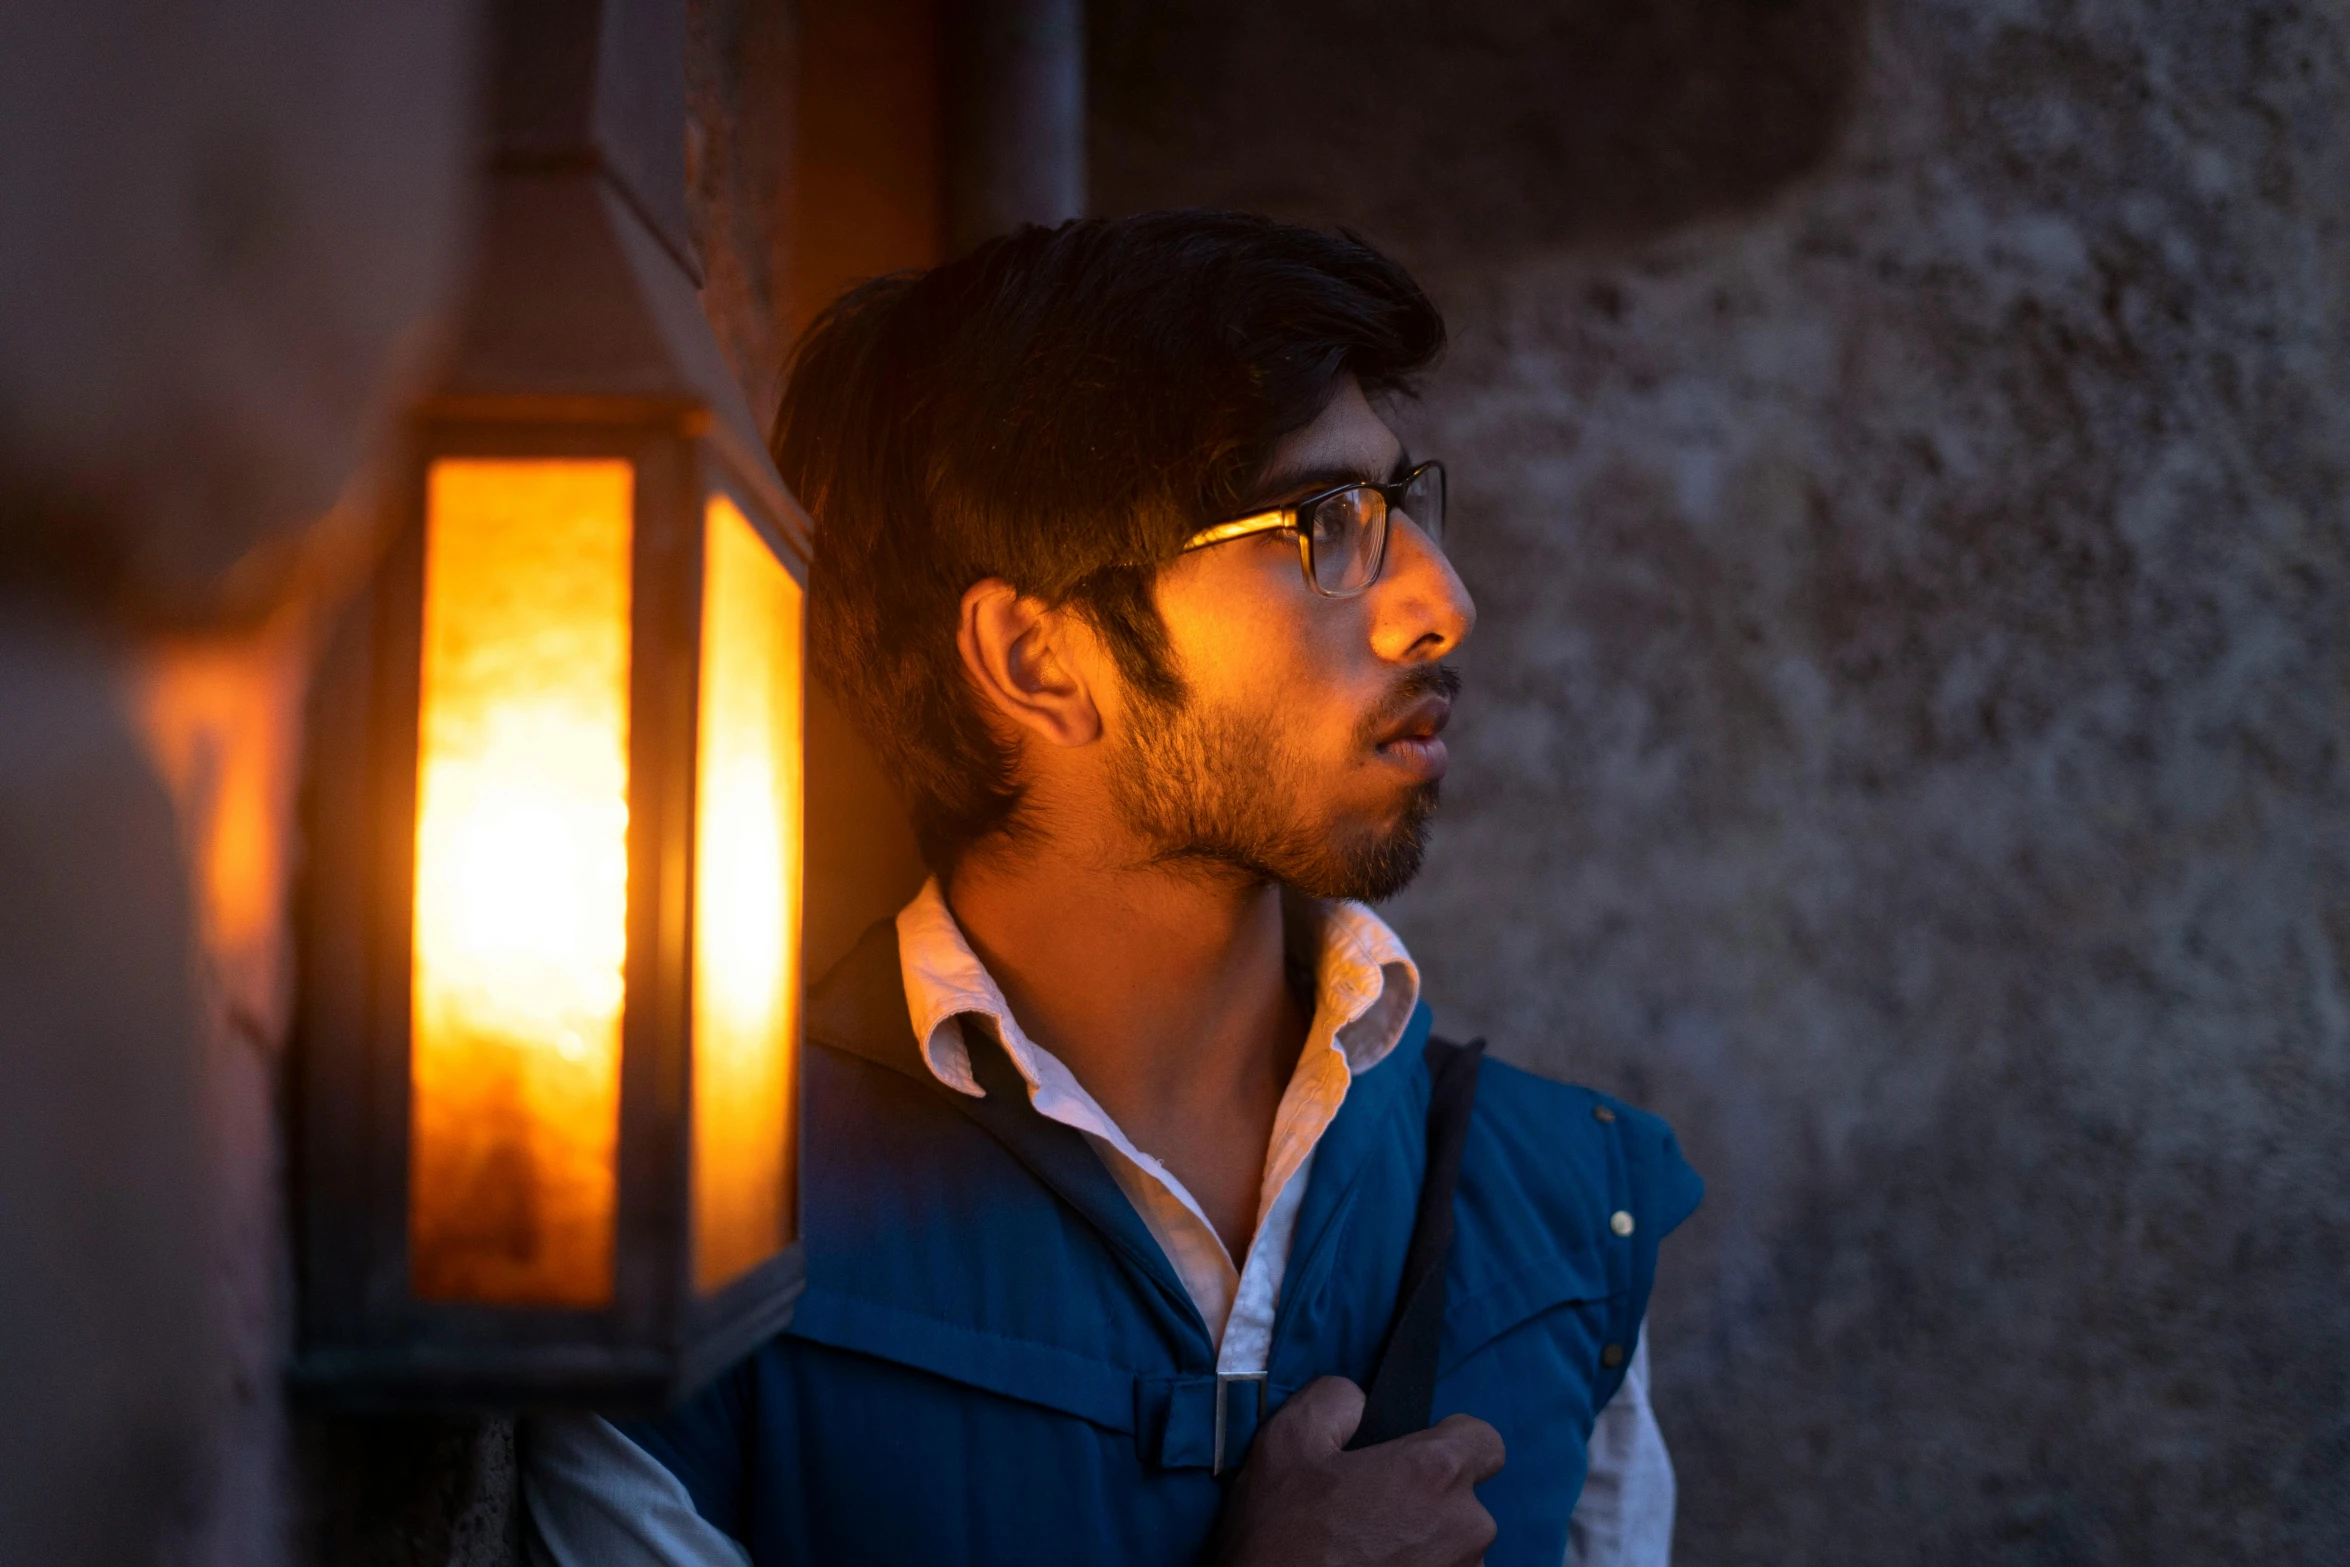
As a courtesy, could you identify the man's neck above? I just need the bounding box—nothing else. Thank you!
[944,839,1309,1259]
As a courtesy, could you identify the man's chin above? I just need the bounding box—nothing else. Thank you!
[1287,782,1439,904]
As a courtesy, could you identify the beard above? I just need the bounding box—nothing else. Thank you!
[1107,663,1461,903]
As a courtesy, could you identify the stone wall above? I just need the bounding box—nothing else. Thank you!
[1095,2,2350,1561]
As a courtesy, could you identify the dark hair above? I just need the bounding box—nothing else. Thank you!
[774,210,1445,872]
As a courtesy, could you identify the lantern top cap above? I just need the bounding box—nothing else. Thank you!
[487,0,695,283]
[428,0,804,554]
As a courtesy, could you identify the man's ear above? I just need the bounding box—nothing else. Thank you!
[956,578,1105,749]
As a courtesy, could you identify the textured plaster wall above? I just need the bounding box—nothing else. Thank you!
[1095,1,2350,1561]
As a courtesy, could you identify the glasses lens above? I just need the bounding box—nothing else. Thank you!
[1399,464,1445,547]
[1307,486,1386,595]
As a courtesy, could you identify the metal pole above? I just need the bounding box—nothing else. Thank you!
[944,0,1086,255]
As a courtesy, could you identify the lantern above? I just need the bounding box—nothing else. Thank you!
[293,0,808,1408]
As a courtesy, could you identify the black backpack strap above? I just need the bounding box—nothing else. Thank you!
[1346,1035,1485,1449]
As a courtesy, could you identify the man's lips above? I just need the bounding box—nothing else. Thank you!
[1373,694,1452,779]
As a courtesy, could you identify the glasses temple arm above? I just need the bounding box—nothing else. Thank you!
[1180,509,1294,552]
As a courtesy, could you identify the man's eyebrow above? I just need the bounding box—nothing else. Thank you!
[1241,447,1414,511]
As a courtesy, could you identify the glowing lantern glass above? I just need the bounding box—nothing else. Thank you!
[295,0,809,1407]
[409,457,637,1311]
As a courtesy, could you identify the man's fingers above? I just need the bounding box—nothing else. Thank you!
[1418,1413,1507,1485]
[1214,1389,1501,1567]
[1264,1376,1367,1457]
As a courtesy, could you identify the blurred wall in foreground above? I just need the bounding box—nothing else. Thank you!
[1096,0,2350,1560]
[0,1,814,1560]
[0,3,477,1563]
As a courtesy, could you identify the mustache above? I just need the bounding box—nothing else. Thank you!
[1355,662,1463,747]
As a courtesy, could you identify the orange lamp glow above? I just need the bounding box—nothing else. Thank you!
[691,494,805,1293]
[294,0,811,1411]
[409,459,635,1307]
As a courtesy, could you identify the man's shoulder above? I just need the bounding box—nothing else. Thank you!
[1471,1055,1683,1161]
[1446,1046,1705,1245]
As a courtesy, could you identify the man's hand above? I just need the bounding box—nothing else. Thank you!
[1213,1377,1506,1567]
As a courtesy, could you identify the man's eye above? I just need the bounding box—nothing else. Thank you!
[1310,489,1372,545]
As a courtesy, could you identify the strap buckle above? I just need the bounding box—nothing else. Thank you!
[1211,1374,1268,1476]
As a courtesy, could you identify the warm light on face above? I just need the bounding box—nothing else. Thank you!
[409,458,634,1307]
[690,494,805,1293]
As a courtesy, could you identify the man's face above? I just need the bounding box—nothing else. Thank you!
[1110,376,1476,901]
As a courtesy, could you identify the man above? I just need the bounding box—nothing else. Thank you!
[526,211,1699,1566]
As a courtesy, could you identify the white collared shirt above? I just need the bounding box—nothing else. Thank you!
[524,883,1676,1567]
[895,878,1422,1375]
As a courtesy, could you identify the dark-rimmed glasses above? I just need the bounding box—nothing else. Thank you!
[1181,460,1447,597]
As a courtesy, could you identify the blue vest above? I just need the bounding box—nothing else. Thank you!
[625,922,1702,1566]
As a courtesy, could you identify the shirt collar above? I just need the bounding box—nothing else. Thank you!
[893,877,1422,1100]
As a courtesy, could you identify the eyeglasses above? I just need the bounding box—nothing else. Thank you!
[1181,460,1447,597]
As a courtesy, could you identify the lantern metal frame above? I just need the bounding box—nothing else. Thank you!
[291,0,811,1412]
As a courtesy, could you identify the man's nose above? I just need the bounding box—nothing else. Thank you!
[1368,515,1476,663]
